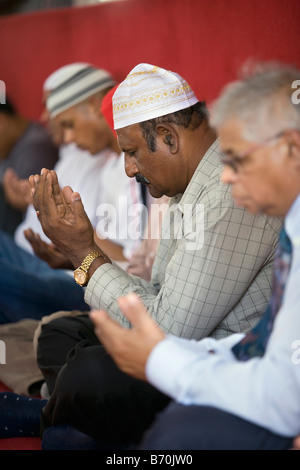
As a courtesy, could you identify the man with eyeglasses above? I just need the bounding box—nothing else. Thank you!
[90,62,300,450]
[220,131,286,175]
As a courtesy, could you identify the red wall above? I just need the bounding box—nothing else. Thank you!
[0,0,299,120]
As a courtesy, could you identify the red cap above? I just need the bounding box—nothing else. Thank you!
[100,84,119,137]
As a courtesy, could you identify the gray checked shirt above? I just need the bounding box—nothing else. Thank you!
[85,140,283,340]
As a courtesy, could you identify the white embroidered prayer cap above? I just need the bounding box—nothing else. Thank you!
[46,63,116,118]
[113,63,199,129]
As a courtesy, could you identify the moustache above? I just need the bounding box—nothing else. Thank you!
[135,173,150,185]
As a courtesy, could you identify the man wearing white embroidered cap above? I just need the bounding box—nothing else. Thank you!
[31,63,282,447]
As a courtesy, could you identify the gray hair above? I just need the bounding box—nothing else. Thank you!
[210,61,300,141]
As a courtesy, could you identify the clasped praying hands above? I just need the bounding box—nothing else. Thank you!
[29,168,102,269]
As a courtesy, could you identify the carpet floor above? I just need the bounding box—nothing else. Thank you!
[0,381,41,450]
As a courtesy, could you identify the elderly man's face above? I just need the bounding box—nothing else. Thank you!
[116,123,187,199]
[54,102,111,155]
[219,118,300,217]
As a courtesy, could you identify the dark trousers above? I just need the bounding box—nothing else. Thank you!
[0,230,89,323]
[140,402,294,450]
[37,314,170,445]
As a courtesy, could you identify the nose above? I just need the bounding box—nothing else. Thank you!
[221,165,238,185]
[63,128,76,145]
[124,154,139,178]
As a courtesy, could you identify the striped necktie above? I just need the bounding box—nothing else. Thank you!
[232,227,293,361]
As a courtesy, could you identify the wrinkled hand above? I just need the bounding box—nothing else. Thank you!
[3,168,32,211]
[29,168,99,267]
[24,228,73,269]
[90,293,165,381]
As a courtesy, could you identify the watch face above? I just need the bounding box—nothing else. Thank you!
[74,269,87,286]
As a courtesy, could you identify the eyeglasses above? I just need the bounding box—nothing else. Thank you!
[220,130,286,174]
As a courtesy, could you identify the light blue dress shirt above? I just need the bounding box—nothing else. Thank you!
[146,193,300,437]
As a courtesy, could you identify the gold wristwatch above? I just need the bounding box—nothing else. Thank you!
[74,251,103,286]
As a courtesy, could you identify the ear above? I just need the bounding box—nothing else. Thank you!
[85,94,102,116]
[156,124,179,154]
[286,130,300,168]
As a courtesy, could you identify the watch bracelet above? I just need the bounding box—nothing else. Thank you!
[80,251,104,271]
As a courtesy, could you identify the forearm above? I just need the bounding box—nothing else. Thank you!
[85,262,159,327]
[146,331,300,437]
[146,268,300,437]
[94,233,128,262]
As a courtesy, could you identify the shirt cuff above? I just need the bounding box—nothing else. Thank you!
[145,333,244,400]
[84,261,128,309]
[145,335,210,399]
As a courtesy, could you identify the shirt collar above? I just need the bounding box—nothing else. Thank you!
[285,193,300,248]
[173,139,222,213]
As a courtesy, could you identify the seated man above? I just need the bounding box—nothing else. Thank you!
[29,64,282,446]
[15,62,114,257]
[89,61,300,450]
[0,97,58,235]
